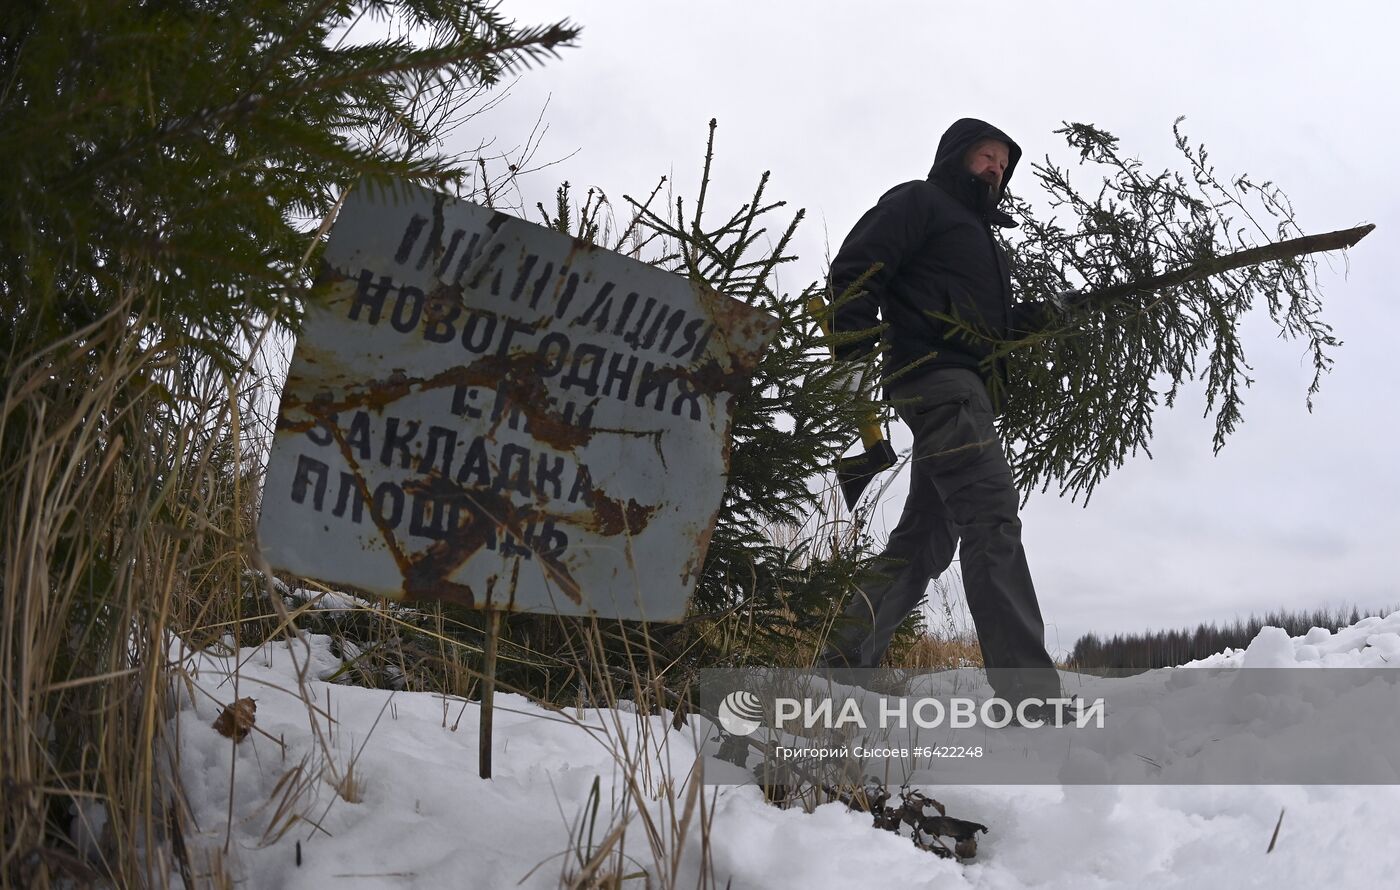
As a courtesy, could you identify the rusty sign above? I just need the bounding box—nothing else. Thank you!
[257,181,778,620]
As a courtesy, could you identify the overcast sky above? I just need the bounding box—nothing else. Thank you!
[460,0,1398,654]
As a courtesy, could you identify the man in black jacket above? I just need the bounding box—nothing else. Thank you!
[820,118,1061,703]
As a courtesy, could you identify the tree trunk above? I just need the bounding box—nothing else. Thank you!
[1084,224,1375,305]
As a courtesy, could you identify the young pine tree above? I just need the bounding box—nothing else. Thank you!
[0,3,575,884]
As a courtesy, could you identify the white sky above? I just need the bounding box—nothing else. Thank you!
[462,0,1399,654]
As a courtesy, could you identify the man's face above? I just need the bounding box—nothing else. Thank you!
[964,139,1011,191]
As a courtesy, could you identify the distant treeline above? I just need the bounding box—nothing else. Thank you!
[1068,604,1399,671]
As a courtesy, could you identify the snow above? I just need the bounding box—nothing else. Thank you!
[170,609,1400,888]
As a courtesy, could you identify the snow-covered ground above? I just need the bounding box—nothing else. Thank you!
[169,604,1400,888]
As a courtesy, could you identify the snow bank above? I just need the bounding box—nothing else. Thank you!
[169,609,1400,888]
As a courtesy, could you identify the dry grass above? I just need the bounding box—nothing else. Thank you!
[893,634,986,671]
[887,576,985,671]
[1,285,271,886]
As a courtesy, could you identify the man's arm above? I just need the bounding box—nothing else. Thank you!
[829,182,930,361]
[1008,299,1057,337]
[1009,289,1086,337]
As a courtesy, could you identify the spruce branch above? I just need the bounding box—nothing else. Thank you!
[986,122,1368,503]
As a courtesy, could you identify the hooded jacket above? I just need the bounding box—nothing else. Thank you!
[830,118,1047,390]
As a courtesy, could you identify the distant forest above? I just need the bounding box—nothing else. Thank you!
[1068,604,1398,671]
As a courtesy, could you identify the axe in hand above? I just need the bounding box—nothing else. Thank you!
[809,295,898,511]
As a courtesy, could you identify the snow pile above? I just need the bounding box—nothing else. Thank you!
[1182,610,1400,668]
[170,609,1400,888]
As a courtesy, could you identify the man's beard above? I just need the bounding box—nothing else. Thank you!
[978,173,1001,204]
[973,174,1001,211]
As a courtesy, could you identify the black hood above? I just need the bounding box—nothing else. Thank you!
[928,117,1022,191]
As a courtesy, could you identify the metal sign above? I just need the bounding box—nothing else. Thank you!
[258,181,777,620]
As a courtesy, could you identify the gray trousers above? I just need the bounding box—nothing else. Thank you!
[822,367,1059,699]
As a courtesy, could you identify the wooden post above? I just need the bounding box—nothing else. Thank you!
[479,608,501,779]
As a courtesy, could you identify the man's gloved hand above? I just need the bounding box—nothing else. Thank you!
[1048,288,1086,313]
